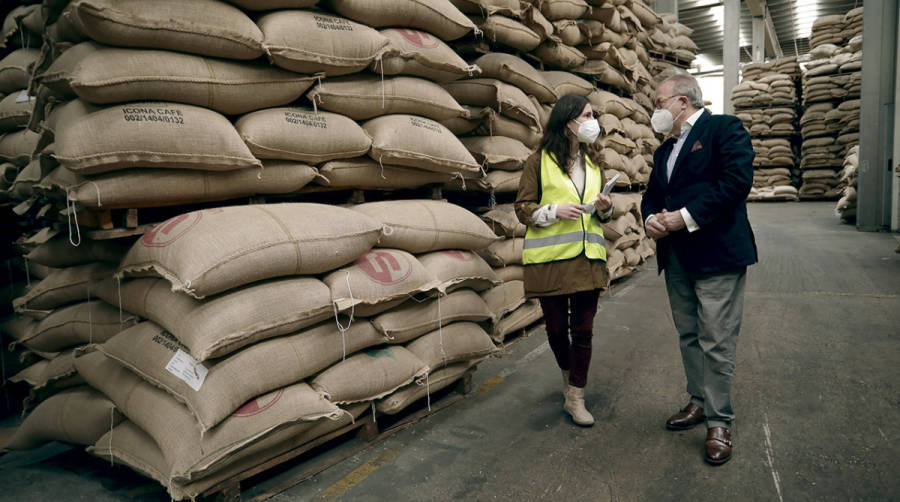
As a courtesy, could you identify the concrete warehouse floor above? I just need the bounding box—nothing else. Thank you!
[0,201,897,501]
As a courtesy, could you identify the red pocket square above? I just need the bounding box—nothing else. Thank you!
[691,140,703,152]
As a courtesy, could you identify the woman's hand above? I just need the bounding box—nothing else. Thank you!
[556,203,585,220]
[593,194,612,212]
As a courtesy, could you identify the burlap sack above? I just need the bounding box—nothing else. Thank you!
[118,203,383,299]
[575,60,633,92]
[474,53,557,103]
[492,298,542,343]
[417,249,501,292]
[327,0,476,41]
[460,136,532,171]
[25,234,128,267]
[98,320,383,431]
[53,100,260,175]
[236,108,371,164]
[0,129,39,166]
[323,249,441,316]
[477,237,524,267]
[450,0,522,17]
[376,28,476,83]
[13,263,114,314]
[372,289,494,343]
[71,161,317,209]
[8,158,42,200]
[486,168,523,193]
[311,345,429,404]
[353,199,500,253]
[364,114,481,175]
[521,3,554,40]
[95,276,333,361]
[0,90,34,131]
[406,321,496,371]
[75,350,341,482]
[482,15,541,52]
[443,79,540,130]
[308,75,464,121]
[481,204,526,238]
[376,362,472,414]
[0,49,39,94]
[1,315,37,348]
[318,158,453,189]
[535,41,586,70]
[63,0,265,59]
[542,70,594,97]
[481,280,526,318]
[540,0,589,20]
[554,19,585,46]
[588,89,631,119]
[0,387,122,452]
[17,301,121,353]
[8,350,82,392]
[441,105,490,134]
[224,0,319,9]
[38,43,317,115]
[494,265,523,283]
[479,112,542,149]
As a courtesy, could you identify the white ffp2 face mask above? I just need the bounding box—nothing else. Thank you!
[651,106,685,135]
[572,118,601,143]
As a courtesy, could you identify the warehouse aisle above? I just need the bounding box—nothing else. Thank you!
[260,201,900,502]
[0,202,897,501]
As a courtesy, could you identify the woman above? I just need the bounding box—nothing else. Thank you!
[515,94,613,427]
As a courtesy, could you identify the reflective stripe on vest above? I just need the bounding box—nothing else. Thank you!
[522,149,607,265]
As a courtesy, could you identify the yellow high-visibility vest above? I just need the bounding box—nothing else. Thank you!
[522,149,607,264]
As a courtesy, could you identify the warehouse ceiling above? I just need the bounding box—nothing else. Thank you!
[675,0,863,69]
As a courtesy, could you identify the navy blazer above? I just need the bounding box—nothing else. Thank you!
[640,110,758,275]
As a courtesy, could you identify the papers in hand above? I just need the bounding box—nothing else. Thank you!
[583,174,620,214]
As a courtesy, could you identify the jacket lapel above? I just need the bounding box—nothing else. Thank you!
[657,138,675,188]
[668,110,709,186]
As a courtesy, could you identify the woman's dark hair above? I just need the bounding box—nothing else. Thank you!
[540,94,590,173]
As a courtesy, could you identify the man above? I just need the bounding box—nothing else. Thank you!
[640,74,757,465]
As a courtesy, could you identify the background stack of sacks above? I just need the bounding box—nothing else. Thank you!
[2,200,509,500]
[643,13,698,85]
[799,9,862,201]
[835,144,858,223]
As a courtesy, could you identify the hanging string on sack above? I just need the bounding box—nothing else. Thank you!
[330,271,355,361]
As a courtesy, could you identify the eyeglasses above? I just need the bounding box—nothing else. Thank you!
[655,95,683,110]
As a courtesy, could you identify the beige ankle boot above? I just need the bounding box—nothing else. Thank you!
[561,370,570,392]
[564,385,595,426]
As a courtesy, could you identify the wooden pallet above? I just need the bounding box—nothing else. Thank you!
[647,50,693,69]
[201,370,474,502]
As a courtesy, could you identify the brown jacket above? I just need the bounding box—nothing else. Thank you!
[515,149,611,298]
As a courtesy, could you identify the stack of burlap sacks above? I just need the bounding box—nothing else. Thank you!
[799,8,862,200]
[2,199,520,500]
[644,13,698,85]
[835,144,859,222]
[732,57,802,201]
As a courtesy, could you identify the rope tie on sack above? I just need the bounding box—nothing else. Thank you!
[450,172,467,191]
[425,372,432,411]
[377,155,387,180]
[330,271,355,361]
[437,293,447,367]
[65,181,102,247]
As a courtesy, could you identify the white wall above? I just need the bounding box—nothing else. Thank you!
[696,74,725,115]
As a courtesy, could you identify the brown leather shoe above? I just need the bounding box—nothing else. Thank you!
[705,427,733,465]
[665,403,706,430]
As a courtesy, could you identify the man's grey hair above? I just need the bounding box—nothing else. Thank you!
[662,73,704,108]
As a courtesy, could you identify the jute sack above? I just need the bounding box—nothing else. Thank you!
[75,350,341,483]
[461,135,531,171]
[442,79,541,130]
[324,249,441,316]
[223,0,319,9]
[0,49,39,94]
[541,70,594,97]
[588,89,631,119]
[8,158,42,200]
[0,90,35,131]
[521,3,555,41]
[1,315,38,348]
[63,0,265,59]
[258,10,389,76]
[450,0,523,17]
[376,28,476,83]
[0,387,122,452]
[492,298,542,343]
[541,0,589,20]
[534,41,586,70]
[318,158,453,189]
[554,19,586,46]
[376,362,472,414]
[307,75,465,121]
[38,43,317,115]
[474,53,557,103]
[364,114,481,175]
[118,203,383,299]
[481,204,526,238]
[486,169,523,193]
[0,129,40,166]
[372,289,494,343]
[34,165,87,201]
[441,105,490,135]
[326,0,476,41]
[417,250,501,292]
[236,108,371,164]
[13,262,114,314]
[406,321,496,370]
[53,100,260,175]
[94,276,333,362]
[478,237,524,267]
[25,234,129,267]
[481,15,541,52]
[353,199,500,253]
[311,345,429,404]
[8,350,83,393]
[481,280,526,318]
[495,265,523,283]
[479,111,542,149]
[17,301,121,353]
[98,320,383,432]
[71,161,318,210]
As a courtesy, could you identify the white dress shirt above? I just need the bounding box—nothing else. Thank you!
[649,108,705,233]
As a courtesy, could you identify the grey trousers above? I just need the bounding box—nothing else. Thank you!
[664,249,746,429]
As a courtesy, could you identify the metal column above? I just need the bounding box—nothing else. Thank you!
[858,0,898,231]
[752,17,765,63]
[722,0,740,114]
[893,2,900,232]
[653,0,678,20]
